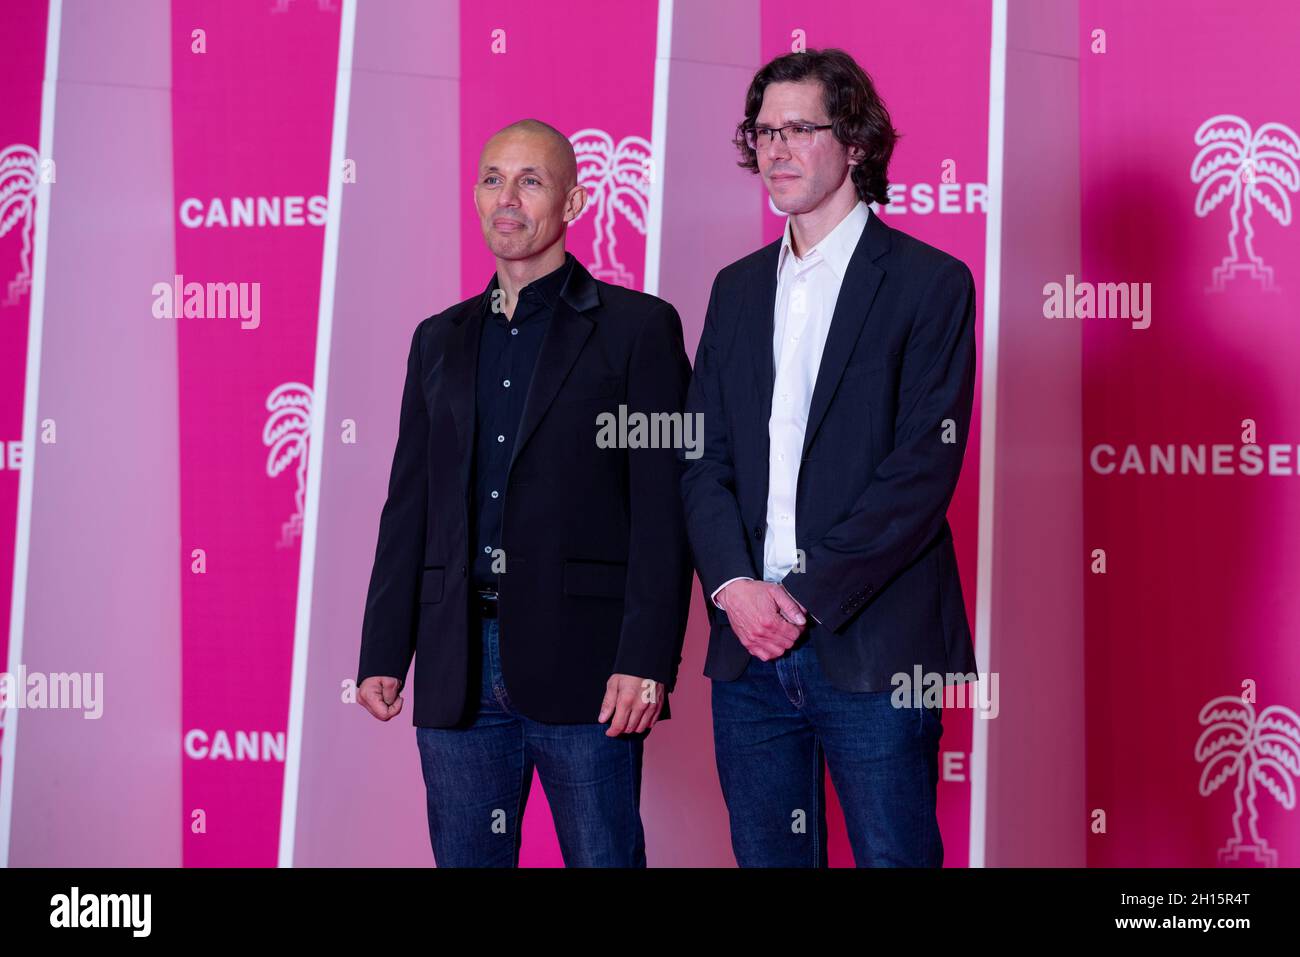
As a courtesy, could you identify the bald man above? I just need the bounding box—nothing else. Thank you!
[356,119,692,867]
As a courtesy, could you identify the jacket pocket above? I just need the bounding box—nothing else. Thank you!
[420,566,445,603]
[562,559,627,599]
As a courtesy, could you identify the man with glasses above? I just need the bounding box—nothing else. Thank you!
[357,119,692,867]
[681,49,978,866]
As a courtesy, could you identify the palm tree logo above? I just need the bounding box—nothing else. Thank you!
[0,143,39,307]
[263,381,313,548]
[1195,694,1300,866]
[569,129,652,288]
[1191,115,1300,292]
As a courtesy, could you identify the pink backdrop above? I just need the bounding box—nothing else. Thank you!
[6,0,1296,870]
[1080,0,1300,867]
[0,0,48,798]
[171,0,339,866]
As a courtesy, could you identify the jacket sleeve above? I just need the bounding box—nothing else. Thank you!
[782,257,977,633]
[611,302,694,689]
[357,320,430,689]
[679,274,759,599]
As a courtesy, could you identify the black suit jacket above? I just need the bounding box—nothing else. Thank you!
[358,259,693,727]
[681,211,978,690]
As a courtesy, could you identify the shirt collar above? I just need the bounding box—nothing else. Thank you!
[485,251,575,316]
[778,200,871,280]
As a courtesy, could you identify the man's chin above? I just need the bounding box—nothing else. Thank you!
[485,237,533,260]
[767,194,809,215]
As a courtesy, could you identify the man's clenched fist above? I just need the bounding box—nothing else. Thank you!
[359,676,404,721]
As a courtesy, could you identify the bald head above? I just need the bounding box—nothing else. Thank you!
[474,118,587,266]
[481,118,578,191]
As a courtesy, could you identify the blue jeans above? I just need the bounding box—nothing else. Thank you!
[711,636,944,867]
[415,618,646,867]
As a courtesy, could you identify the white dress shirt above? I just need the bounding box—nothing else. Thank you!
[713,200,872,610]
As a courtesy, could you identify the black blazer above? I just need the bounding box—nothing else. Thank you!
[681,211,979,690]
[358,259,693,727]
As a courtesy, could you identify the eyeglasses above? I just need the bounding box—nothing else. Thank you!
[744,123,833,150]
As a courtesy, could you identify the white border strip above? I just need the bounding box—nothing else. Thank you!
[0,0,62,870]
[278,0,357,869]
[968,0,1006,871]
[643,0,673,296]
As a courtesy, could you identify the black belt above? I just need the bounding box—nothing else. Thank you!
[473,587,499,618]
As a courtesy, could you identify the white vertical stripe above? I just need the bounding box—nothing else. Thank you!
[0,0,62,870]
[643,0,673,296]
[968,0,1006,871]
[278,0,357,869]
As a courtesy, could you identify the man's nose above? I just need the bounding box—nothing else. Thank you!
[770,134,793,160]
[497,182,521,207]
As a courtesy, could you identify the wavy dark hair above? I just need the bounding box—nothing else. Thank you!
[734,48,899,206]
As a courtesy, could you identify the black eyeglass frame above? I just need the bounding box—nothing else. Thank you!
[743,123,835,149]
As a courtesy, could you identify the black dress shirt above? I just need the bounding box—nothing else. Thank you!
[471,253,575,588]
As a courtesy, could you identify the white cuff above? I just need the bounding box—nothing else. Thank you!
[711,576,754,610]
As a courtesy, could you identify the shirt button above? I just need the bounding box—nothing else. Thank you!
[503,379,511,388]
[497,434,505,443]
[483,546,492,554]
[490,490,499,499]
[510,328,519,336]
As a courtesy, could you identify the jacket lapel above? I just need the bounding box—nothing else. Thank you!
[800,211,891,458]
[445,290,488,501]
[749,239,781,448]
[507,260,599,474]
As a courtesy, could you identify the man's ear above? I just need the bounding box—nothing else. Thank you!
[847,144,865,167]
[564,184,588,223]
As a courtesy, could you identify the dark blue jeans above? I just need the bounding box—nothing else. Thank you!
[415,617,646,867]
[711,636,944,867]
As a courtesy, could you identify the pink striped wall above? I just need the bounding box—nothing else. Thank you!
[982,0,1084,867]
[291,0,460,869]
[9,0,1296,871]
[8,0,182,867]
[0,0,48,808]
[1080,0,1300,867]
[170,0,340,866]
